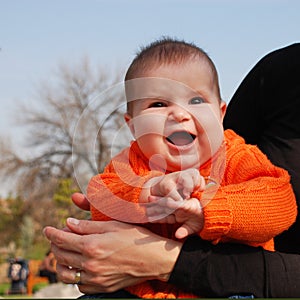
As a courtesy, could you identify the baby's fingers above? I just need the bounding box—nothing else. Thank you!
[175,225,191,239]
[149,214,177,224]
[180,169,205,198]
[163,188,184,202]
[144,201,167,216]
[148,196,183,210]
[143,197,179,222]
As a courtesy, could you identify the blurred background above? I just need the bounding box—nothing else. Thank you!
[0,0,299,296]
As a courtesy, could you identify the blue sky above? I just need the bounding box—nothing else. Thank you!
[1,0,300,140]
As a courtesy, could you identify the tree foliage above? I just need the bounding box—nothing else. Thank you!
[0,195,24,248]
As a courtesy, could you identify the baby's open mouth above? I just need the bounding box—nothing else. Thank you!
[166,131,196,146]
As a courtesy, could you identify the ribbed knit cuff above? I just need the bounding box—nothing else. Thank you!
[194,189,233,243]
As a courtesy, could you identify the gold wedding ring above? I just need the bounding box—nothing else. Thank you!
[74,270,82,285]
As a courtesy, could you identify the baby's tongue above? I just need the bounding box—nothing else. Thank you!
[167,131,194,146]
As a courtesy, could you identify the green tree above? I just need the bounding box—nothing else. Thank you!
[53,178,89,227]
[0,195,24,249]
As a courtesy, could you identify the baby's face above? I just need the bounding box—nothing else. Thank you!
[125,59,226,172]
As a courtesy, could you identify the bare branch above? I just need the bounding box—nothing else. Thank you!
[0,57,130,198]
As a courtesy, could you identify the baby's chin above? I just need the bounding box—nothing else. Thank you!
[165,160,201,172]
[148,152,202,172]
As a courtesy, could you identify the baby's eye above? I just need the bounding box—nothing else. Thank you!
[189,97,205,105]
[148,101,167,108]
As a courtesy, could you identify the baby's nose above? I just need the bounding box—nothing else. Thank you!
[169,105,190,122]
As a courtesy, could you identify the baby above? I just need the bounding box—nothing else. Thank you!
[87,38,296,298]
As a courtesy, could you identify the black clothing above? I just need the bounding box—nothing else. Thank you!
[78,290,138,299]
[39,269,57,284]
[168,43,300,297]
[169,236,300,298]
[224,42,300,254]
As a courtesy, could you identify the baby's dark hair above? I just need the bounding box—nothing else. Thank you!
[125,37,221,114]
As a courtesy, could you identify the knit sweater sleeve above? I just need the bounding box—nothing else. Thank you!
[87,146,164,223]
[193,130,297,245]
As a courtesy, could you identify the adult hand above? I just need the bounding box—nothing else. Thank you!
[43,218,182,294]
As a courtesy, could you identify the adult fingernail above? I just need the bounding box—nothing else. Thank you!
[67,217,80,225]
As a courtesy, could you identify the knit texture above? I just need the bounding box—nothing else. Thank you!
[87,129,297,298]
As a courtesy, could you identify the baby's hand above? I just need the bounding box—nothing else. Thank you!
[146,197,204,239]
[149,168,205,202]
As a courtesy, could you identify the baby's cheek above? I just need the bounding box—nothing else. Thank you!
[193,105,224,156]
[133,114,166,139]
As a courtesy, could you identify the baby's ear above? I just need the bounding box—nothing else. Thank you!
[124,113,135,136]
[220,100,227,121]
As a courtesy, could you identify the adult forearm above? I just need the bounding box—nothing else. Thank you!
[169,236,300,298]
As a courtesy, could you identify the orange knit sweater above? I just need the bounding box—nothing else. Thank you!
[87,129,297,298]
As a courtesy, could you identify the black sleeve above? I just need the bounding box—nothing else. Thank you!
[224,43,300,147]
[168,236,300,298]
[224,43,300,253]
[223,57,264,145]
